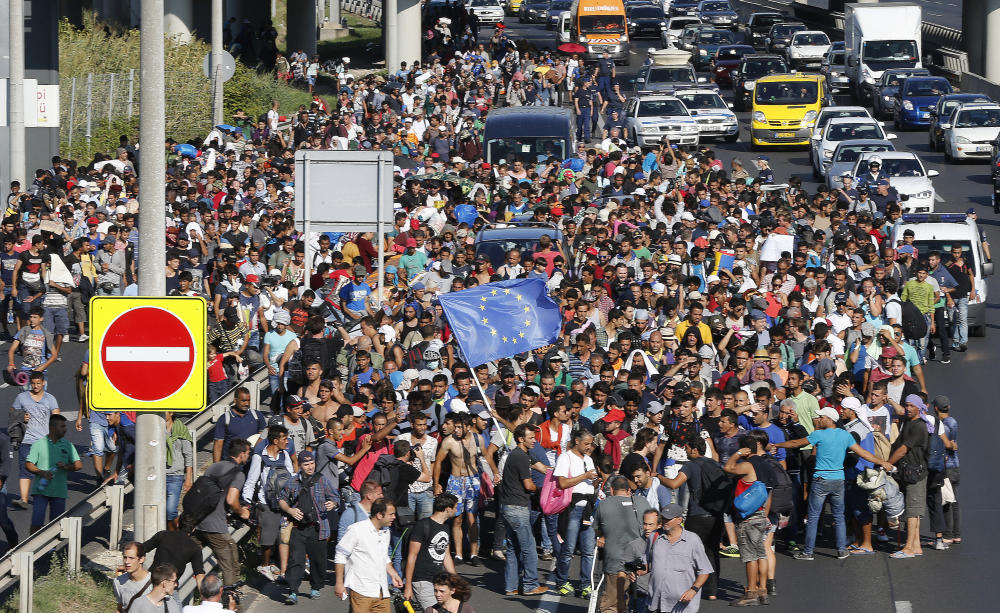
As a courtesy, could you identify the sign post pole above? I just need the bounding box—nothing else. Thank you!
[136,0,168,544]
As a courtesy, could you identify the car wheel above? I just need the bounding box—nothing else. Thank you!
[944,146,954,163]
[725,132,739,143]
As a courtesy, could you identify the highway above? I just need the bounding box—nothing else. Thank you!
[245,14,998,613]
[881,0,962,29]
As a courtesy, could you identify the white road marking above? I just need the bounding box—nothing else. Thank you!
[105,346,190,362]
[895,601,913,613]
[536,589,563,613]
[935,193,945,203]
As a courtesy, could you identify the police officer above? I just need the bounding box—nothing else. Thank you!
[869,179,900,215]
[587,75,605,139]
[574,76,597,142]
[597,51,616,101]
[856,157,889,189]
[754,156,774,184]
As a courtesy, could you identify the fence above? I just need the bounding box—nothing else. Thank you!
[342,0,383,22]
[60,69,215,161]
[1,370,269,613]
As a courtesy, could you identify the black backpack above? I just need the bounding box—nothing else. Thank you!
[693,456,733,516]
[179,460,242,527]
[892,298,929,340]
[762,454,794,515]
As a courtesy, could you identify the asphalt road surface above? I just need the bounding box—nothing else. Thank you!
[881,0,962,29]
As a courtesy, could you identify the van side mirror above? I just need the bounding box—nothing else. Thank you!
[847,56,857,67]
[984,261,994,277]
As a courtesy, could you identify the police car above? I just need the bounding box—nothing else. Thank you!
[624,93,701,146]
[674,88,739,141]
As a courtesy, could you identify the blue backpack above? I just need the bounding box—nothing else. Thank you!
[734,481,769,519]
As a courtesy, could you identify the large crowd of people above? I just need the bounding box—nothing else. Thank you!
[0,4,967,613]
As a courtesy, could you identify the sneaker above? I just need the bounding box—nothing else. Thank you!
[276,574,287,584]
[557,582,574,596]
[765,579,776,596]
[876,529,889,543]
[837,550,850,559]
[492,549,506,561]
[77,334,89,342]
[720,545,740,557]
[524,586,549,596]
[539,550,553,561]
[12,499,28,510]
[793,551,814,561]
[257,565,277,581]
[959,345,968,352]
[309,589,321,599]
[730,590,760,607]
[580,586,593,599]
[284,593,297,605]
[941,357,951,364]
[466,556,481,567]
[934,538,950,551]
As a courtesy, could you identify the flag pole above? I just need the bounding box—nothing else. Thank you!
[470,365,512,451]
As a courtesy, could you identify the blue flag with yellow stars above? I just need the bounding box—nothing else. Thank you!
[438,278,562,367]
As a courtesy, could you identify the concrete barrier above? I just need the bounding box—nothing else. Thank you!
[961,73,1000,100]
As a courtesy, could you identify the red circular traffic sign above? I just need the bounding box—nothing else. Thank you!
[99,306,197,402]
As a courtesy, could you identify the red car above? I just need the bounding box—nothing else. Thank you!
[710,44,756,87]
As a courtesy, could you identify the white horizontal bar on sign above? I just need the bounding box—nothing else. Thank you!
[105,346,190,362]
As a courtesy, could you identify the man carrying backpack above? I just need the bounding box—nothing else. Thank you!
[212,387,266,463]
[770,407,893,562]
[242,424,294,582]
[190,438,252,589]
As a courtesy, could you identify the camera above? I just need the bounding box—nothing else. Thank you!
[623,560,647,573]
[222,582,242,610]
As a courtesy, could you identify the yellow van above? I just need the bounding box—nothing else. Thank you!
[507,0,523,13]
[750,73,829,148]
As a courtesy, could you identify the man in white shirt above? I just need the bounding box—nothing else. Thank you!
[335,499,404,613]
[181,574,237,612]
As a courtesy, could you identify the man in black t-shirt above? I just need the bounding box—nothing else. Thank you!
[500,424,549,596]
[404,493,457,610]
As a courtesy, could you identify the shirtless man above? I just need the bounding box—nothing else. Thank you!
[432,412,482,565]
[298,361,323,405]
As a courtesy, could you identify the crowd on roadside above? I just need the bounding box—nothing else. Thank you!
[0,5,968,613]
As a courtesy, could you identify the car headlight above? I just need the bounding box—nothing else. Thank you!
[579,36,587,42]
[955,135,971,144]
[744,80,755,91]
[823,149,833,159]
[830,71,839,77]
[683,125,699,133]
[913,190,932,199]
[699,49,707,55]
[629,22,637,27]
[753,111,766,123]
[883,95,892,102]
[802,110,817,126]
[660,21,666,26]
[902,100,914,110]
[716,66,725,72]
[864,77,875,84]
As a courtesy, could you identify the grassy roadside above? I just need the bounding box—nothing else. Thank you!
[0,559,116,613]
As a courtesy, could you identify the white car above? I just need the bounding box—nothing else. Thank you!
[786,30,831,70]
[661,16,701,47]
[466,0,505,24]
[811,117,895,177]
[851,152,940,213]
[674,88,739,141]
[941,103,1000,162]
[824,139,896,189]
[624,94,701,146]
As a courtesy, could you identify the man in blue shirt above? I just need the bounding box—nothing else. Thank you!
[771,407,892,560]
[212,387,267,462]
[339,265,372,322]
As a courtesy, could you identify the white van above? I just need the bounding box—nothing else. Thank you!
[890,213,994,337]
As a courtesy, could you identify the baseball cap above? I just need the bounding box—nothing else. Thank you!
[285,395,308,409]
[881,345,898,358]
[298,450,315,463]
[931,395,950,409]
[966,207,976,215]
[646,401,665,415]
[876,179,890,186]
[602,408,626,423]
[897,245,916,256]
[816,407,840,422]
[660,502,685,520]
[860,322,875,337]
[353,265,367,276]
[521,384,540,397]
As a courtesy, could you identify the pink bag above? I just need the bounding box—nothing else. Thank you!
[539,468,573,515]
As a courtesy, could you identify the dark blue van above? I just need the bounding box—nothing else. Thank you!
[483,107,576,165]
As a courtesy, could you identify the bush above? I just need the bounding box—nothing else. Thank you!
[0,558,116,613]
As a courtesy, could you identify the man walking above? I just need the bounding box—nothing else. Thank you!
[10,370,59,508]
[405,493,459,609]
[887,395,931,558]
[637,503,712,613]
[25,414,81,533]
[595,475,651,613]
[335,499,404,613]
[500,424,549,597]
[278,450,339,604]
[193,438,252,589]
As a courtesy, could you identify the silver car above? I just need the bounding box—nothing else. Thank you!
[821,45,849,92]
[824,139,897,190]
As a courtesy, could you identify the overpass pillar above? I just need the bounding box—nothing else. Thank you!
[398,0,422,68]
[164,0,195,42]
[965,0,986,75]
[386,0,400,74]
[286,0,318,57]
[986,0,1000,82]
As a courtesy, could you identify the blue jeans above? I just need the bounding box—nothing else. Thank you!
[408,490,434,520]
[502,504,540,592]
[30,494,66,528]
[165,474,186,521]
[0,487,19,552]
[554,505,595,588]
[531,509,559,555]
[950,296,969,348]
[803,477,846,554]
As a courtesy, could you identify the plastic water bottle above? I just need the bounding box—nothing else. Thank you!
[38,477,49,490]
[6,310,12,324]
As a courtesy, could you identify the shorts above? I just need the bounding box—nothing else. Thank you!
[19,442,34,479]
[87,421,117,456]
[257,503,282,546]
[735,514,769,563]
[279,521,293,545]
[446,474,480,516]
[902,477,927,519]
[846,482,873,524]
[43,305,70,335]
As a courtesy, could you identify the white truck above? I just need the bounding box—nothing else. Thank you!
[844,3,922,104]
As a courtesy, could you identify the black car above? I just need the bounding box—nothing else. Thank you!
[740,11,786,49]
[627,5,667,38]
[518,0,550,23]
[731,54,789,111]
[765,22,807,54]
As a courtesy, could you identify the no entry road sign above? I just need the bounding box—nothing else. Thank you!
[89,296,207,411]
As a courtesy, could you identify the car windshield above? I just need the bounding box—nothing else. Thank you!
[470,0,497,6]
[486,138,567,164]
[754,81,818,104]
[476,238,553,268]
[864,158,924,177]
[830,51,845,64]
[882,71,927,87]
[677,93,727,110]
[637,99,690,116]
[903,79,951,96]
[863,40,919,62]
[753,14,783,28]
[580,15,625,31]
[773,24,805,37]
[817,110,869,130]
[551,0,572,9]
[955,108,1000,128]
[835,144,893,162]
[698,30,734,44]
[743,59,788,78]
[647,68,695,83]
[702,2,730,10]
[827,123,883,141]
[631,7,662,17]
[942,99,989,118]
[911,241,975,273]
[793,33,829,46]
[670,18,699,29]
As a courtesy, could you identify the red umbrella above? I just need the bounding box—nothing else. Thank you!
[558,43,587,54]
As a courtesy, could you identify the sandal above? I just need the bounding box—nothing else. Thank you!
[890,551,915,559]
[848,546,874,555]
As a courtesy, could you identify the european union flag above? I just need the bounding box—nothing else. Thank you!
[438,278,562,367]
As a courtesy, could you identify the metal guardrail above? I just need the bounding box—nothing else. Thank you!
[342,0,383,22]
[0,370,269,612]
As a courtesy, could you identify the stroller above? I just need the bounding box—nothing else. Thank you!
[856,468,905,520]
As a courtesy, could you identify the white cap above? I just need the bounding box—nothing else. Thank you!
[378,324,397,344]
[841,396,862,411]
